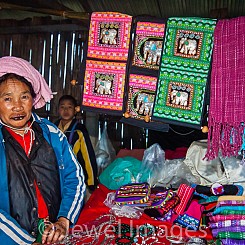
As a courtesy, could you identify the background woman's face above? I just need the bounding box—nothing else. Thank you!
[0,79,33,129]
[58,99,76,122]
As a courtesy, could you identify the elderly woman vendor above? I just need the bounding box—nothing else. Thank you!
[0,56,85,245]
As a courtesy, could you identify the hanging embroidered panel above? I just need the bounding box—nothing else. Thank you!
[132,21,165,70]
[82,60,126,113]
[81,12,132,115]
[152,17,216,128]
[87,12,132,61]
[125,74,157,120]
[121,17,169,131]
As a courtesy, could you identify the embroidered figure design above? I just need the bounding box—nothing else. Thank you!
[99,23,119,46]
[94,73,114,95]
[174,30,203,59]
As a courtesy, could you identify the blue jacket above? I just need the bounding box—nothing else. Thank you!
[0,113,86,244]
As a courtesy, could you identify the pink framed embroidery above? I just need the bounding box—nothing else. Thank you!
[125,74,157,120]
[132,21,165,70]
[87,12,132,61]
[82,60,126,111]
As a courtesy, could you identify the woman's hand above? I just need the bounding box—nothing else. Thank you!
[41,217,69,244]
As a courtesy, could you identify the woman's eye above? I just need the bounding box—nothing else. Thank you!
[22,95,30,100]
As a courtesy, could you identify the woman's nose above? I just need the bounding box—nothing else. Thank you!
[13,100,24,111]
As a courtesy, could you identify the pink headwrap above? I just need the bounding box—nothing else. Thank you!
[0,56,53,109]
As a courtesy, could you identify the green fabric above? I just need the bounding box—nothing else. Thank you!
[217,231,245,240]
[99,156,148,190]
[36,218,44,243]
[219,210,245,215]
[152,17,216,127]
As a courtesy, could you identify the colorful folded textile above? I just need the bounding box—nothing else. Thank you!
[152,17,216,128]
[214,206,245,215]
[206,16,245,160]
[174,199,204,230]
[221,238,245,245]
[209,214,245,223]
[209,220,245,229]
[217,195,245,202]
[212,226,245,237]
[217,200,245,207]
[220,210,245,215]
[217,231,245,240]
[174,183,195,215]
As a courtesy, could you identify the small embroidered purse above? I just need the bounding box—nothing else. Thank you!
[114,182,151,206]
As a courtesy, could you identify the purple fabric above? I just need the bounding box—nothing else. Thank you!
[206,17,245,160]
[217,200,245,207]
[0,56,53,109]
[210,214,245,222]
[210,220,245,229]
[212,226,245,237]
[221,238,245,245]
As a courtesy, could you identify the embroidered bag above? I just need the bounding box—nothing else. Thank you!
[114,182,151,206]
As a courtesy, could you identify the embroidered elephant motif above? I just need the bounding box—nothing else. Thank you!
[100,28,117,45]
[95,79,112,95]
[143,40,162,65]
[179,37,197,55]
[136,93,154,115]
[170,90,189,107]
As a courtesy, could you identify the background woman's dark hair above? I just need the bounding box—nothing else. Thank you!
[0,73,36,98]
[58,95,77,107]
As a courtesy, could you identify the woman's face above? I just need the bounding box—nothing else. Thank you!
[0,78,33,129]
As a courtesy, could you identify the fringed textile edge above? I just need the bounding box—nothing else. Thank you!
[205,118,244,160]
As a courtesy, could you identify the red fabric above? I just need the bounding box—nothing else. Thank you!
[6,127,48,218]
[116,147,188,161]
[75,184,213,244]
[6,127,32,156]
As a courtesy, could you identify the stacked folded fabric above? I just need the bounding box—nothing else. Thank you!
[209,196,245,244]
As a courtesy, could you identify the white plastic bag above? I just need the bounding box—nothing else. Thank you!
[95,125,116,175]
[136,143,165,186]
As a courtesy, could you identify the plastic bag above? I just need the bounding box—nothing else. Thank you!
[95,125,116,175]
[103,192,143,219]
[157,158,200,188]
[136,143,165,186]
[99,156,146,190]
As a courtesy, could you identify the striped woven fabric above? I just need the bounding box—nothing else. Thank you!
[217,200,245,207]
[217,231,245,240]
[221,238,245,245]
[210,220,245,229]
[214,206,245,215]
[206,16,245,160]
[212,226,245,237]
[209,214,245,222]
